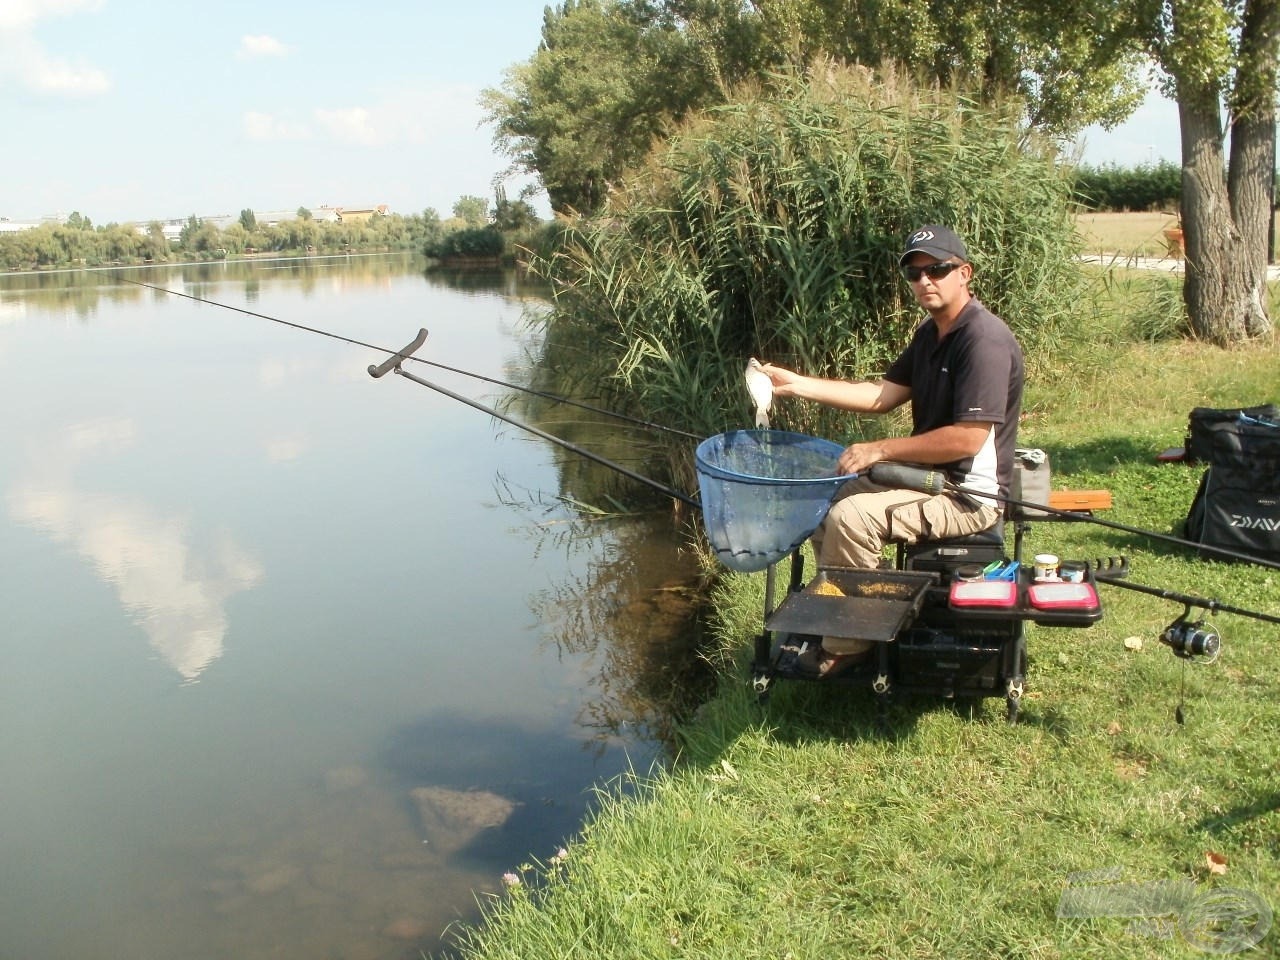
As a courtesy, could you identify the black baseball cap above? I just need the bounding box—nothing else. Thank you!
[899,225,968,265]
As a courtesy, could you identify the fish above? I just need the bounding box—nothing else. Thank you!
[744,357,772,429]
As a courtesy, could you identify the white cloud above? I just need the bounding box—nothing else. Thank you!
[237,34,290,59]
[0,0,103,31]
[0,0,109,96]
[23,48,109,94]
[314,106,388,146]
[312,85,478,147]
[243,110,312,142]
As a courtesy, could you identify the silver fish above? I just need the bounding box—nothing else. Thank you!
[744,357,772,429]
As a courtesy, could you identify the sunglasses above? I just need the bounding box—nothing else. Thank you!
[903,261,961,283]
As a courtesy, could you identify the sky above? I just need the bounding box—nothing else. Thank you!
[0,0,1183,226]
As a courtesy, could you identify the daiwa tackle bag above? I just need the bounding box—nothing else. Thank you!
[1185,403,1279,463]
[1183,408,1280,562]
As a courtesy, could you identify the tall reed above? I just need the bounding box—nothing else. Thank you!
[528,64,1084,491]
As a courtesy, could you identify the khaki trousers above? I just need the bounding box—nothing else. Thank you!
[812,476,1001,654]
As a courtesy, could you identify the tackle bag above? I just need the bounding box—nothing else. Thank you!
[1185,403,1279,463]
[1182,408,1280,562]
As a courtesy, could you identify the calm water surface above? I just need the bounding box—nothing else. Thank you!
[0,256,701,959]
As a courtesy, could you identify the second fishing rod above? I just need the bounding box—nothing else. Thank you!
[118,276,703,442]
[128,276,1278,591]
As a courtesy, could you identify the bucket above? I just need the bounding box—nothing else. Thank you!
[695,430,855,572]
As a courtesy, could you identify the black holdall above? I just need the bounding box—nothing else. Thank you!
[1182,407,1280,562]
[1185,403,1279,463]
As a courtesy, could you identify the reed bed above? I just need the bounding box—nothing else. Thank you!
[528,66,1084,486]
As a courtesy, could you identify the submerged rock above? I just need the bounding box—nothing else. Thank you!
[410,786,518,853]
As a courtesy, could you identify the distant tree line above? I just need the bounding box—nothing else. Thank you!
[0,190,544,271]
[1071,162,1280,215]
[1071,161,1183,212]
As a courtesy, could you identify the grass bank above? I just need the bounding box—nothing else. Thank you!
[442,257,1279,960]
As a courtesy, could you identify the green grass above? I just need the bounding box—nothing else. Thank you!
[442,282,1279,959]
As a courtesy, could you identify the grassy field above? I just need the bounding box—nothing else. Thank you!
[442,218,1279,960]
[1076,211,1184,258]
[1075,210,1280,259]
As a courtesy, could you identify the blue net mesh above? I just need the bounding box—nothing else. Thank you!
[695,430,855,573]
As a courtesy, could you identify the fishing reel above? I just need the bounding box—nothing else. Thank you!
[1159,606,1220,660]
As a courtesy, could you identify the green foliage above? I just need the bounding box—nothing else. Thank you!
[484,0,1147,215]
[530,66,1084,483]
[1073,162,1183,212]
[453,195,491,228]
[492,185,541,232]
[428,226,506,259]
[0,201,528,270]
[483,0,732,213]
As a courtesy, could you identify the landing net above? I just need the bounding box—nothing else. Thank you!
[695,430,855,572]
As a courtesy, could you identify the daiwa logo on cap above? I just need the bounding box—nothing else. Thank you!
[900,225,968,264]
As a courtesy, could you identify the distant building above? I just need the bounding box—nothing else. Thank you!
[332,204,389,224]
[0,216,63,233]
[122,204,391,239]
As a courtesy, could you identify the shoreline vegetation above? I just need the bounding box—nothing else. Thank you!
[439,221,1279,958]
[7,210,1278,276]
[0,199,545,274]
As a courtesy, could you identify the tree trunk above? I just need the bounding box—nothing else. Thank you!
[1175,0,1277,345]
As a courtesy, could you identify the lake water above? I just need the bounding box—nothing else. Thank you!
[0,255,703,959]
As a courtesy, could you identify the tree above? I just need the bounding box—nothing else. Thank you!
[410,208,446,251]
[239,209,257,232]
[491,185,540,232]
[178,214,201,248]
[483,0,755,213]
[1142,0,1278,342]
[452,195,491,227]
[483,0,1150,215]
[296,206,313,220]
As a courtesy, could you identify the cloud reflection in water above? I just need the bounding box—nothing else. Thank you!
[7,417,263,681]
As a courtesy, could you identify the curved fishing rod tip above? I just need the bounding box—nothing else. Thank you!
[368,327,429,378]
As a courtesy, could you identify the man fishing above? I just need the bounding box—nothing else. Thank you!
[758,224,1025,677]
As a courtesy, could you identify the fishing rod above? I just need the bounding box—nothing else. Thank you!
[117,276,702,440]
[117,275,1280,587]
[866,463,1280,632]
[369,329,701,509]
[1081,557,1280,627]
[868,462,1280,573]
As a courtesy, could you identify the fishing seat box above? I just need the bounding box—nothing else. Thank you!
[899,521,1005,575]
[892,625,1011,694]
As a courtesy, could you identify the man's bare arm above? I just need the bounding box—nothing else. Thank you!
[760,364,910,414]
[835,422,994,476]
